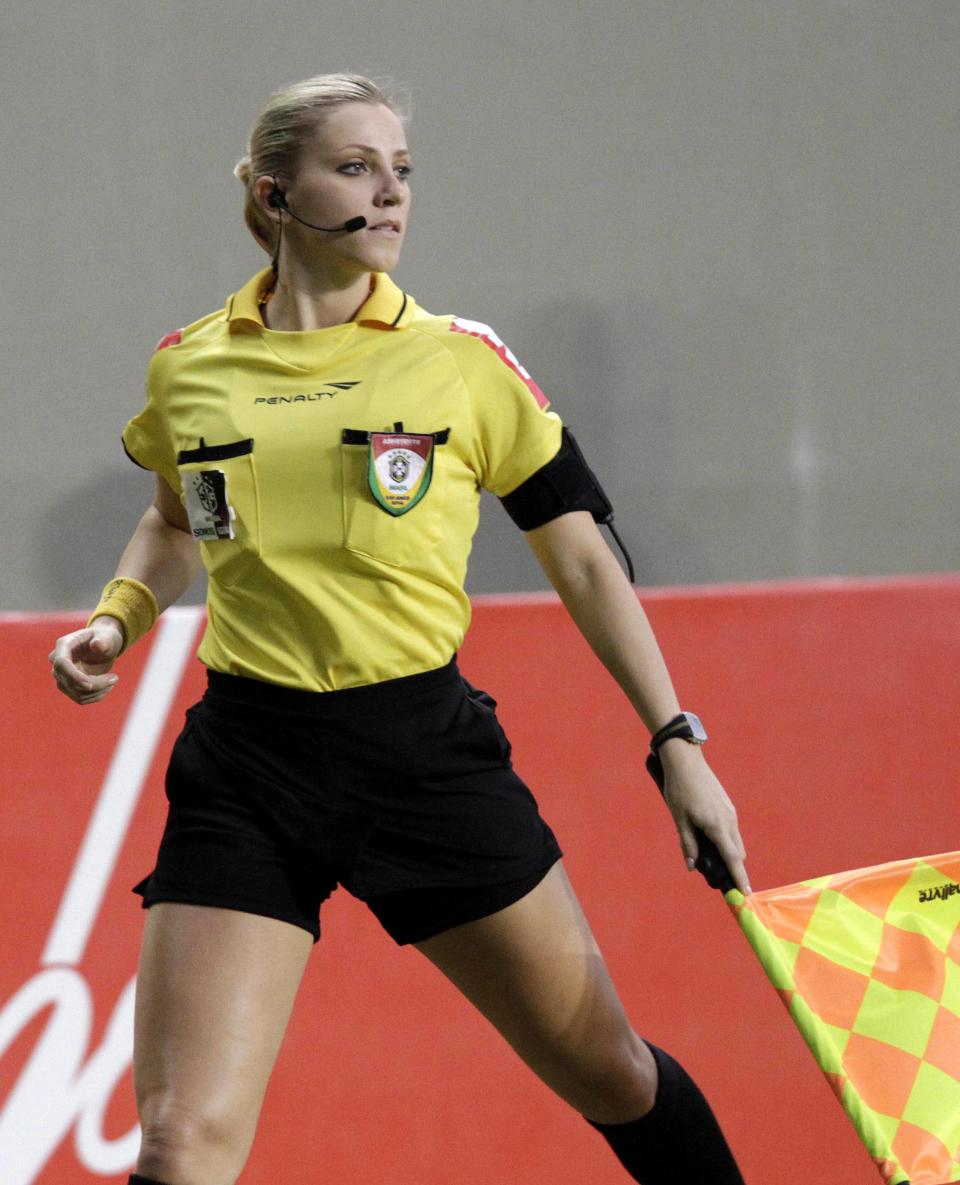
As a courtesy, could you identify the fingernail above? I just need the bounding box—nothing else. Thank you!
[686,857,696,871]
[107,676,119,686]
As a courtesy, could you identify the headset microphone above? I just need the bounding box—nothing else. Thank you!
[268,186,367,233]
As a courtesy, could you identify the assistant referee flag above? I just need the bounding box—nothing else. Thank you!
[727,851,960,1184]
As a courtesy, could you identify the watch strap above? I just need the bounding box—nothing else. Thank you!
[649,711,706,754]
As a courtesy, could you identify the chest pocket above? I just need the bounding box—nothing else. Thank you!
[176,438,261,587]
[340,428,448,567]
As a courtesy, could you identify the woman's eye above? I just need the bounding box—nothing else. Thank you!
[337,160,412,180]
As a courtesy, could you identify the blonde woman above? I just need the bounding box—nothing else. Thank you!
[49,74,750,1185]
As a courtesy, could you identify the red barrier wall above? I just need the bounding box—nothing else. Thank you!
[2,575,958,1184]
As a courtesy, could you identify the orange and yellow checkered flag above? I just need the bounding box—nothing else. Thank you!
[727,851,960,1185]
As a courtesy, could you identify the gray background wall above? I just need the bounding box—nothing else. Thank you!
[3,0,958,609]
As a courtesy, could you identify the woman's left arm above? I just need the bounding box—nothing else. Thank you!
[526,510,751,893]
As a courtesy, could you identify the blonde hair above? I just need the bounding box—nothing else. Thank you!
[234,73,406,254]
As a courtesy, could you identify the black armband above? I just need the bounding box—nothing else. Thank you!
[500,428,612,530]
[500,428,636,582]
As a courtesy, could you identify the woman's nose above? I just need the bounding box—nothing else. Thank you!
[375,172,405,206]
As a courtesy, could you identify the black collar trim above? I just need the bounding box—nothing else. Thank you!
[390,291,408,328]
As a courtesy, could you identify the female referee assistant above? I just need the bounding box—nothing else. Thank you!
[49,73,751,1185]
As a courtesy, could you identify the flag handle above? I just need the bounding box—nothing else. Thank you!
[645,753,737,893]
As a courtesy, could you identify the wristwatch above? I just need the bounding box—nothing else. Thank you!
[649,711,708,755]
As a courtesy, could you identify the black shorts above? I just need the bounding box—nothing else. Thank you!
[134,660,562,945]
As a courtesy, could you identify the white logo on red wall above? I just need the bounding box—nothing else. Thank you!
[0,611,201,1184]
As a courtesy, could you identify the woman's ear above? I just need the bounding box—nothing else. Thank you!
[253,175,283,222]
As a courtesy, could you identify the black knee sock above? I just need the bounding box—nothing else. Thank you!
[587,1042,745,1184]
[129,1175,170,1185]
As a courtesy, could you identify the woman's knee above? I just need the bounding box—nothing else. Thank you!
[570,1028,658,1124]
[136,1093,253,1185]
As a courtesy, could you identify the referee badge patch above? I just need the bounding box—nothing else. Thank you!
[368,433,435,515]
[182,469,236,540]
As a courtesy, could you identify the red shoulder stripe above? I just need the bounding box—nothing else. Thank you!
[450,318,550,410]
[153,329,183,352]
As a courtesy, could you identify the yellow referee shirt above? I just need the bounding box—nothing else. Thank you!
[124,269,563,690]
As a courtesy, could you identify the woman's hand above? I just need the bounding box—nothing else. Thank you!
[658,740,751,894]
[49,617,124,705]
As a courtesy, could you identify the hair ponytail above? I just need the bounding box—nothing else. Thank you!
[233,154,275,253]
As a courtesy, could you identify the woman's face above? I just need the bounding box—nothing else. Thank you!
[279,101,411,277]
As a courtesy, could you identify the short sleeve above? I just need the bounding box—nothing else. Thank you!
[449,318,563,496]
[121,342,181,490]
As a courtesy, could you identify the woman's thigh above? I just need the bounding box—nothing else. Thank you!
[134,903,313,1176]
[414,861,657,1123]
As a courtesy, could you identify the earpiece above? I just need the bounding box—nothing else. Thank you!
[265,177,366,236]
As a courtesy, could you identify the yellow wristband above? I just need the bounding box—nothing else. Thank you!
[87,577,160,655]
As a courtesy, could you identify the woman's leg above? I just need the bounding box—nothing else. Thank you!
[416,861,655,1121]
[414,861,744,1183]
[132,903,313,1185]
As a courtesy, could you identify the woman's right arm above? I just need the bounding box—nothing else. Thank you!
[49,475,202,705]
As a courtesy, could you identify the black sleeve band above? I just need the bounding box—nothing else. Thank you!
[499,427,613,531]
[500,428,636,583]
[122,436,149,471]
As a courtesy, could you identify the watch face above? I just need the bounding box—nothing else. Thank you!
[682,712,708,744]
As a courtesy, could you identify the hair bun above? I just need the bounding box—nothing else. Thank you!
[234,156,252,184]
